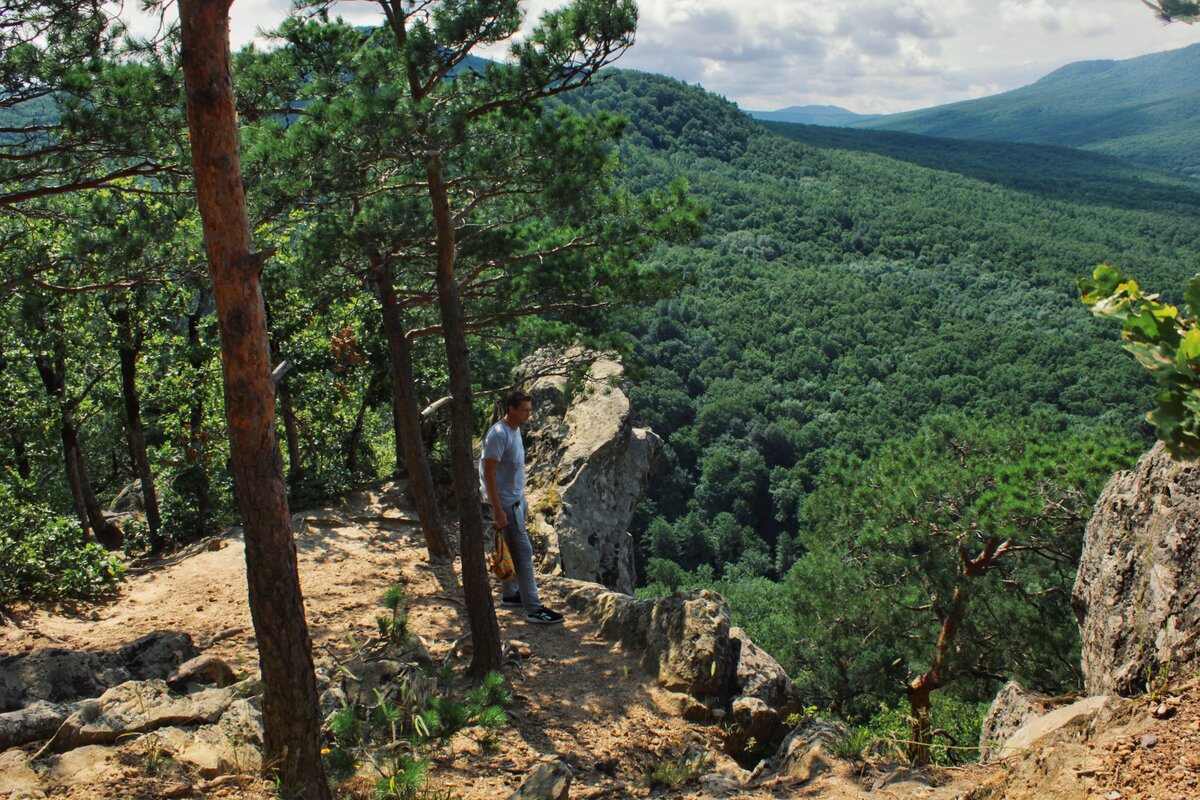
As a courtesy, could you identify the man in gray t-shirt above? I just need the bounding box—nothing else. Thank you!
[479,391,564,624]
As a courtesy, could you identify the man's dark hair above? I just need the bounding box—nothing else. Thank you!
[505,390,533,411]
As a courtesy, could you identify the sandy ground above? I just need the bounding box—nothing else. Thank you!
[9,481,1168,799]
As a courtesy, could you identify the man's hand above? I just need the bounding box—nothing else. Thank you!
[492,504,508,530]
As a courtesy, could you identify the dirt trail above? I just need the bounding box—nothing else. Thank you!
[2,484,1008,799]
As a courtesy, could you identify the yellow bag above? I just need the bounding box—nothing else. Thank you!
[490,526,516,581]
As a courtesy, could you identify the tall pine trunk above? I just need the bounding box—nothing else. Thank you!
[425,155,501,679]
[178,2,330,796]
[276,379,303,480]
[32,339,123,549]
[373,257,452,559]
[117,333,162,549]
[183,294,213,536]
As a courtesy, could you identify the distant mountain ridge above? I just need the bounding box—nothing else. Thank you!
[853,43,1200,176]
[746,104,879,126]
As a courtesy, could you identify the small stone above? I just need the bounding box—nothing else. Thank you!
[710,707,726,721]
[1154,703,1175,719]
[1141,734,1160,749]
[1106,792,1122,800]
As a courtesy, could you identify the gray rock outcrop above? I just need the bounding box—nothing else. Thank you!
[561,578,804,764]
[519,348,662,594]
[1073,443,1200,695]
[47,679,241,751]
[562,581,737,700]
[507,760,573,800]
[979,682,1061,764]
[757,718,849,783]
[0,631,198,712]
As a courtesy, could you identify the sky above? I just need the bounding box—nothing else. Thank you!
[220,0,1200,114]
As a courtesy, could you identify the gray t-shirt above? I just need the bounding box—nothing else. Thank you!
[479,420,525,508]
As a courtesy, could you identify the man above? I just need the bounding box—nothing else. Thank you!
[479,390,565,624]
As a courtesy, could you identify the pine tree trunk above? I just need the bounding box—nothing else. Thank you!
[277,380,304,480]
[119,343,162,549]
[374,257,452,559]
[184,300,212,535]
[425,155,502,680]
[346,371,380,476]
[9,433,30,482]
[905,586,967,766]
[32,343,122,549]
[178,3,330,796]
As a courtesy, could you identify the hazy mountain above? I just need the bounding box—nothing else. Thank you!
[746,104,880,126]
[855,43,1200,175]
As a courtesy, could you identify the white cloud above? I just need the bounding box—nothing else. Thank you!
[209,0,1200,114]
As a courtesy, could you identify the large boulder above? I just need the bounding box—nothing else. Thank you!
[730,627,801,716]
[986,695,1125,762]
[47,679,239,751]
[979,682,1061,764]
[758,718,850,783]
[0,632,198,712]
[1073,443,1200,695]
[519,348,662,594]
[562,581,737,701]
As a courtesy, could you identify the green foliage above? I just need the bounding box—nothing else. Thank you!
[0,484,124,602]
[847,694,989,766]
[1079,264,1200,459]
[641,749,711,790]
[786,414,1138,721]
[326,668,510,797]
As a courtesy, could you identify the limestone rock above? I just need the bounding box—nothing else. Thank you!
[1073,443,1200,695]
[0,632,196,713]
[50,679,236,751]
[167,655,237,691]
[0,749,44,799]
[562,581,736,701]
[979,682,1066,764]
[109,479,145,513]
[507,760,572,800]
[155,697,264,778]
[520,348,662,594]
[0,700,70,750]
[730,627,800,715]
[762,718,848,781]
[656,691,710,722]
[723,696,781,764]
[991,695,1125,761]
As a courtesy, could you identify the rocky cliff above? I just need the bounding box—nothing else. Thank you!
[517,348,661,595]
[1072,442,1200,696]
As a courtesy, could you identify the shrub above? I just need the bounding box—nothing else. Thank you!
[0,484,125,602]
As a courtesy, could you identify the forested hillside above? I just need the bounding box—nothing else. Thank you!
[854,42,1200,175]
[5,25,1197,765]
[564,69,1200,745]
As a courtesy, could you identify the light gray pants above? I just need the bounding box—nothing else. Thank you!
[483,498,540,612]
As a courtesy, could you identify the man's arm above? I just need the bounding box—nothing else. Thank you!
[483,458,507,530]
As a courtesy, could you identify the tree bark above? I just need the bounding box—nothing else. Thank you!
[31,338,123,549]
[346,371,380,476]
[906,585,967,766]
[184,293,213,534]
[118,338,162,549]
[178,2,330,797]
[373,256,452,559]
[276,379,303,480]
[425,154,502,680]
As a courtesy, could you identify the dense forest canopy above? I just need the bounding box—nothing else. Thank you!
[3,13,1193,765]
